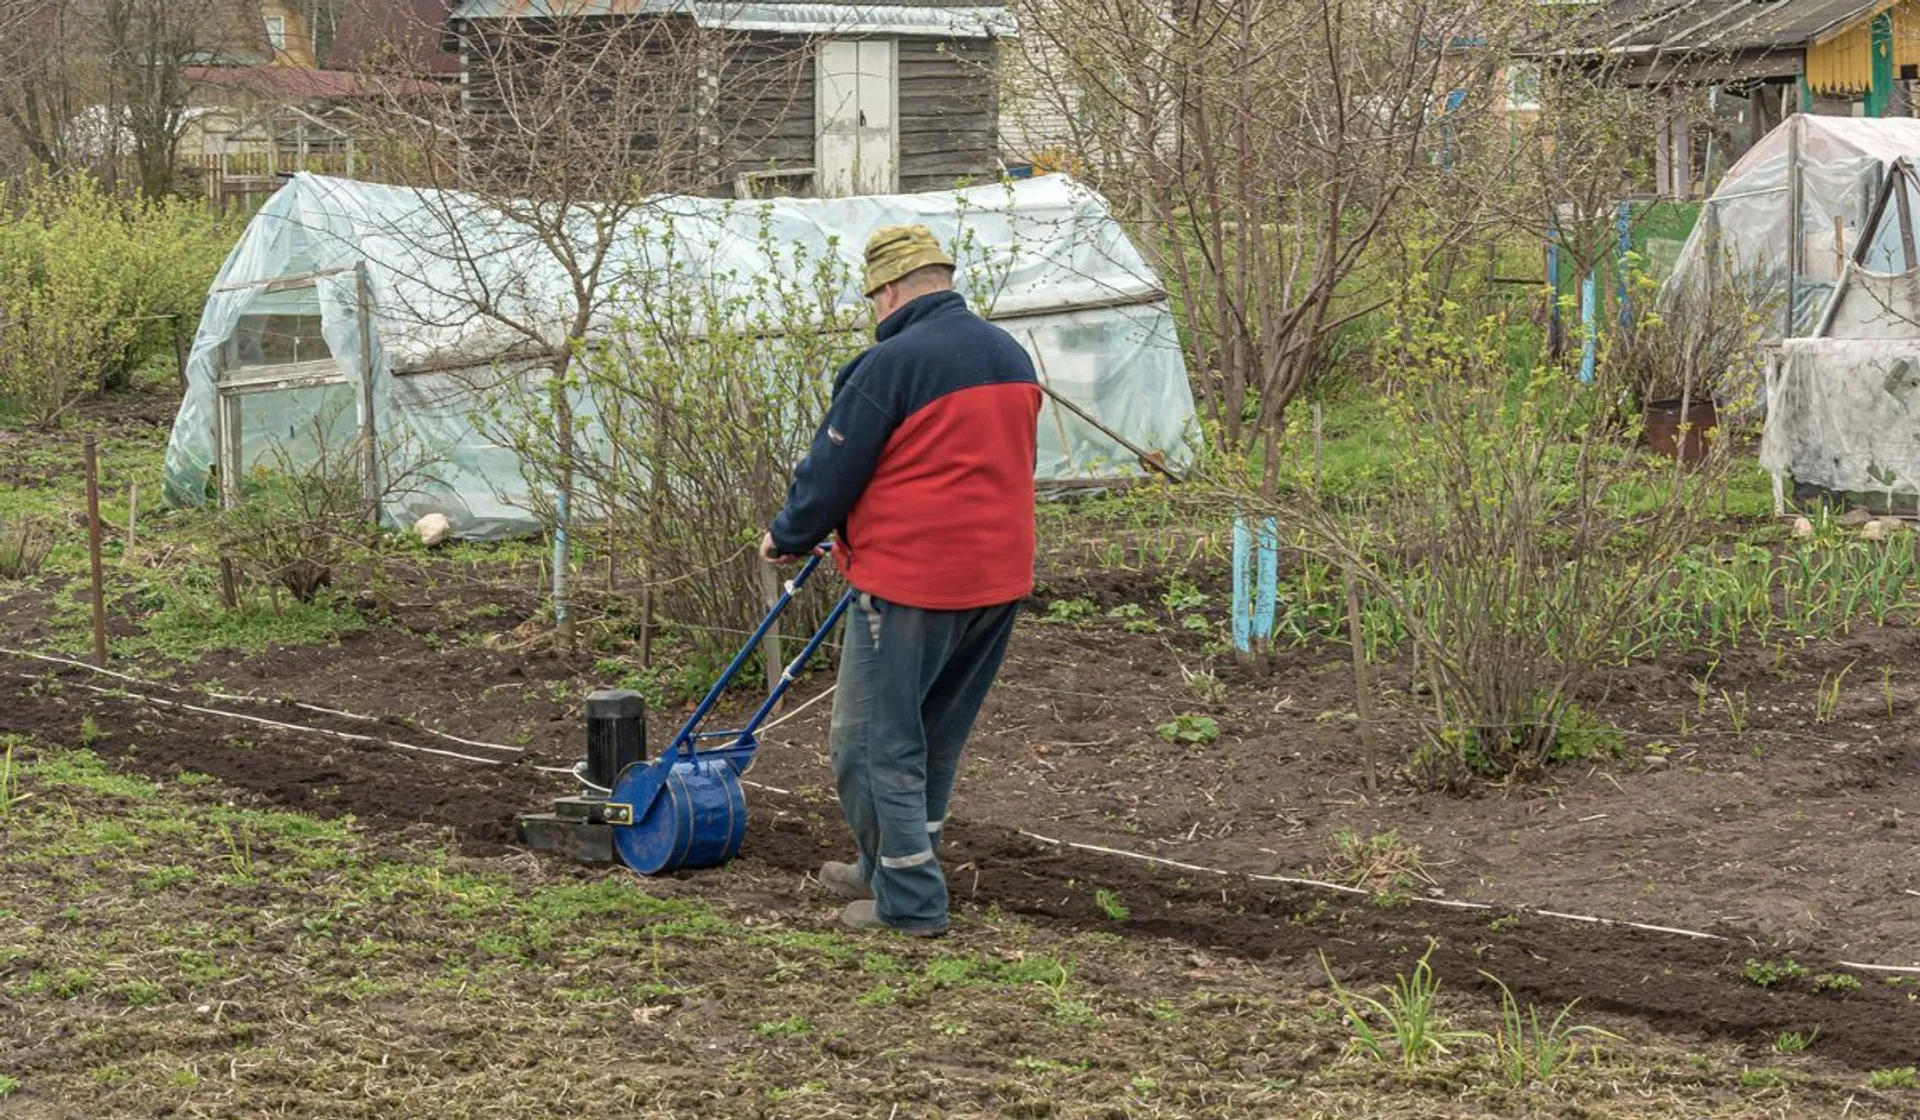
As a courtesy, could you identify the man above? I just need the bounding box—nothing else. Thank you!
[760,224,1041,937]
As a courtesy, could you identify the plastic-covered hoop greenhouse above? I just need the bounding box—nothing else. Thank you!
[1667,115,1920,339]
[162,173,1198,539]
[1666,115,1920,510]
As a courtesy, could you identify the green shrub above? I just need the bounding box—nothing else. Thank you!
[0,174,234,423]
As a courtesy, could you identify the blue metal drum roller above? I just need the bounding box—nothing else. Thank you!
[609,758,747,874]
[606,550,853,876]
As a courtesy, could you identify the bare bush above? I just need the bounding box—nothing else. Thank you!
[215,407,437,606]
[1200,280,1763,787]
[0,514,53,579]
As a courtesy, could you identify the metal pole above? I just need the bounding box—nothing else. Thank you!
[1787,113,1804,335]
[354,263,378,521]
[84,435,107,668]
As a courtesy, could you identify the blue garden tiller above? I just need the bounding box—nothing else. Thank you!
[529,549,852,874]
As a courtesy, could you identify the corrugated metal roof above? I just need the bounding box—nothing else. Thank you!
[447,0,1013,35]
[1553,0,1882,55]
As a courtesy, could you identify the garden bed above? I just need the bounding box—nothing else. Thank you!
[2,393,1917,1111]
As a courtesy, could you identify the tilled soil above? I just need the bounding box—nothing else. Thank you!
[6,652,1916,1074]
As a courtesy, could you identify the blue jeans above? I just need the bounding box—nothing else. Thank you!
[829,592,1020,930]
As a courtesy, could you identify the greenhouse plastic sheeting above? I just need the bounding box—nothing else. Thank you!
[1760,260,1920,499]
[1665,116,1920,339]
[1761,336,1920,499]
[162,173,1198,539]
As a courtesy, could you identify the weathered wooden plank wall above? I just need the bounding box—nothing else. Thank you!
[898,37,999,191]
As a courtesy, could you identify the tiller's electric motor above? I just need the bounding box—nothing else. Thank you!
[517,550,852,874]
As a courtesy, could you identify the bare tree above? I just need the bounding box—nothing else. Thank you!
[0,0,91,174]
[0,0,255,192]
[102,0,244,196]
[344,6,816,646]
[1007,0,1538,481]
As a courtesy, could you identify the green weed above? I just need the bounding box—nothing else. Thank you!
[753,1016,811,1037]
[1156,713,1220,744]
[1741,958,1809,989]
[1739,1067,1786,1089]
[1321,943,1481,1069]
[1044,598,1097,623]
[1093,888,1129,922]
[1482,972,1616,1085]
[1870,1067,1919,1089]
[1813,972,1861,994]
[1814,665,1852,724]
[0,1075,17,1098]
[0,735,22,815]
[1772,1027,1819,1054]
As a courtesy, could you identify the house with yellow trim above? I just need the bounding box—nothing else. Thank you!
[1533,0,1920,197]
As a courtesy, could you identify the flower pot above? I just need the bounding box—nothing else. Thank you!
[1644,398,1718,466]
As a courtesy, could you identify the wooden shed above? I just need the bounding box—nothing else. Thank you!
[446,0,1014,198]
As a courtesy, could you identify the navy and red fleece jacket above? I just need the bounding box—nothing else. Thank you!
[769,289,1041,611]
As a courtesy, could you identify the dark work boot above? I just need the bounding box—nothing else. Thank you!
[817,860,873,902]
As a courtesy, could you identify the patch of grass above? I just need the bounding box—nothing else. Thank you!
[1325,829,1427,892]
[132,595,365,661]
[106,979,168,1006]
[753,1016,811,1038]
[30,750,155,800]
[17,967,97,998]
[1739,1067,1787,1089]
[854,983,896,1007]
[143,866,196,891]
[1772,1027,1819,1054]
[0,1075,18,1098]
[1870,1067,1919,1089]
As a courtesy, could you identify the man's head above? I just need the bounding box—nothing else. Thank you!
[863,224,955,321]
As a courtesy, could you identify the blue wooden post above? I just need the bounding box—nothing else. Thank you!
[1579,268,1598,384]
[1254,518,1277,646]
[1546,221,1562,358]
[552,487,569,628]
[1231,515,1252,652]
[1616,199,1634,330]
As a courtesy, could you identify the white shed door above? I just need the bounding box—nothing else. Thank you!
[817,39,896,197]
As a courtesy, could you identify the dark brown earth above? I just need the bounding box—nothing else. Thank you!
[4,646,1917,1073]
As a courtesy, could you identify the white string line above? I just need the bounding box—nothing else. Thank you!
[15,676,506,767]
[758,683,836,733]
[0,645,524,754]
[1014,828,1781,948]
[532,765,797,798]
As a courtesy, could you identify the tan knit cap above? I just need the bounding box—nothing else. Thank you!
[862,224,955,296]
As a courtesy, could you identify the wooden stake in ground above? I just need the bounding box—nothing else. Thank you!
[124,482,138,561]
[83,435,108,667]
[218,555,239,611]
